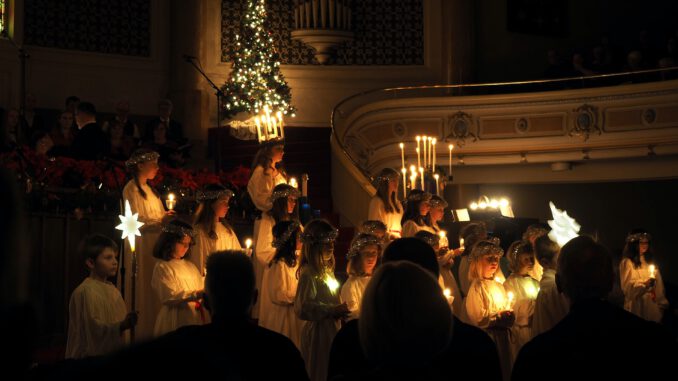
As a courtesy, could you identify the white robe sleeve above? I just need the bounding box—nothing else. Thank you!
[190,229,210,276]
[254,216,276,264]
[401,220,420,238]
[465,281,499,328]
[620,259,649,300]
[340,277,363,319]
[225,227,243,250]
[367,197,385,222]
[268,262,297,306]
[247,166,274,212]
[294,270,336,321]
[123,181,163,230]
[152,262,199,306]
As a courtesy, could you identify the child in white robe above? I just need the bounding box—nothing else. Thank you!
[340,233,381,320]
[401,190,434,238]
[259,220,303,348]
[121,149,173,340]
[503,240,539,360]
[522,224,549,281]
[458,223,506,297]
[620,230,668,323]
[367,168,403,239]
[191,185,242,276]
[465,240,515,381]
[532,234,569,336]
[254,183,300,320]
[247,141,287,213]
[295,219,350,381]
[65,235,137,358]
[151,220,207,336]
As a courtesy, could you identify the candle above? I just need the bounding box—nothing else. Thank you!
[245,238,253,257]
[419,167,424,189]
[401,167,407,199]
[434,173,440,196]
[255,117,262,142]
[301,173,309,197]
[431,138,436,169]
[423,136,427,169]
[166,193,176,211]
[448,144,453,175]
[399,142,405,169]
[416,136,421,168]
[276,111,284,139]
[324,273,340,294]
[443,288,453,306]
[438,230,448,248]
[289,177,298,188]
[410,174,416,192]
[460,238,465,250]
[506,291,515,311]
[649,264,656,279]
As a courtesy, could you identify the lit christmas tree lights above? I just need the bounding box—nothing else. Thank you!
[221,0,295,122]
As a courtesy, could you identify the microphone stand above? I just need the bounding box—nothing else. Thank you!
[183,56,225,173]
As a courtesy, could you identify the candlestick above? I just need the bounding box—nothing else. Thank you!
[434,173,440,196]
[423,136,427,169]
[419,167,424,189]
[401,167,407,199]
[166,193,176,211]
[416,136,421,168]
[410,174,416,192]
[399,142,405,169]
[448,144,453,175]
[432,138,436,169]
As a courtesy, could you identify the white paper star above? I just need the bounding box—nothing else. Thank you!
[547,201,580,247]
[116,200,144,251]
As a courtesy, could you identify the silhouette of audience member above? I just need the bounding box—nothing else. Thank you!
[91,251,309,379]
[31,130,54,157]
[71,102,109,161]
[512,236,678,381]
[143,120,184,167]
[357,261,453,380]
[145,99,185,145]
[106,120,136,161]
[50,111,76,157]
[0,169,36,377]
[328,238,501,381]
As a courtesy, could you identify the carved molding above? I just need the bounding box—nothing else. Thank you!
[445,111,477,147]
[570,104,601,141]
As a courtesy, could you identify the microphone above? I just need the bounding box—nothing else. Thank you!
[182,54,196,61]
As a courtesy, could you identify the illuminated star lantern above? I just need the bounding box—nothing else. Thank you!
[116,200,144,251]
[547,201,580,247]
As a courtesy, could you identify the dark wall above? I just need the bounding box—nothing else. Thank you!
[480,179,678,283]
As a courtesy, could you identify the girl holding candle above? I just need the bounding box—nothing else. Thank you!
[458,222,507,297]
[294,219,350,381]
[400,190,433,238]
[367,168,403,239]
[191,184,242,276]
[465,240,515,381]
[620,229,668,323]
[122,149,174,340]
[254,183,300,320]
[340,233,381,320]
[247,141,287,214]
[259,220,303,349]
[151,220,207,337]
[503,240,540,361]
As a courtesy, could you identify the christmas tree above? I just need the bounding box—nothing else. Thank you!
[221,0,295,121]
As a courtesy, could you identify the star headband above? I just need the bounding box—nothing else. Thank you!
[161,223,194,238]
[300,228,339,245]
[469,240,504,261]
[372,170,400,186]
[346,234,382,259]
[196,189,234,203]
[428,196,448,209]
[272,221,301,249]
[361,220,387,235]
[626,232,651,243]
[407,191,432,203]
[270,186,300,202]
[415,231,440,248]
[125,151,160,168]
[507,240,532,269]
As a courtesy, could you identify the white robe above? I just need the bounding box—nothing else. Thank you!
[121,180,165,340]
[191,223,242,276]
[260,259,303,349]
[340,275,370,320]
[532,269,569,336]
[465,278,514,381]
[253,213,276,319]
[401,219,435,238]
[247,165,287,213]
[503,274,539,360]
[65,278,128,359]
[295,268,342,381]
[367,196,403,236]
[151,259,208,337]
[620,257,668,323]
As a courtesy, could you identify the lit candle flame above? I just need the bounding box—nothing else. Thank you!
[289,177,298,188]
[166,193,176,211]
[245,238,252,249]
[324,273,339,294]
[649,264,656,279]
